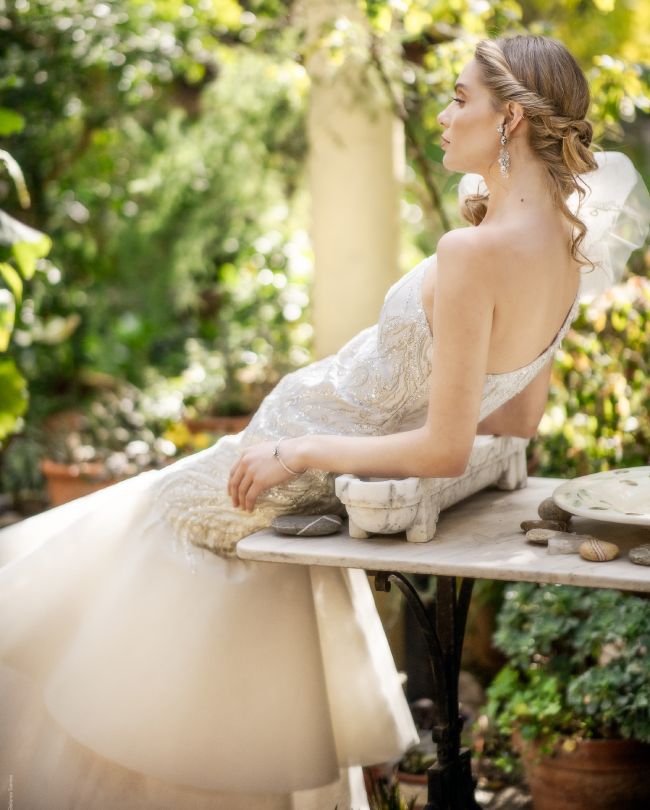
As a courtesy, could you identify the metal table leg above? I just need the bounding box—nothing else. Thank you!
[374,572,481,810]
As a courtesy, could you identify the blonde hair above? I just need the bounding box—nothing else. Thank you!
[463,35,598,267]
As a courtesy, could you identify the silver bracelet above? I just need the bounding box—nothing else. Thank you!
[272,437,305,476]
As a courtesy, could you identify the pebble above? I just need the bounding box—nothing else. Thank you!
[629,544,650,566]
[538,497,573,524]
[579,538,620,562]
[272,514,343,536]
[525,528,556,545]
[521,519,568,533]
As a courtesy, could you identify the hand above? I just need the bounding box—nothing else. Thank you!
[227,439,305,512]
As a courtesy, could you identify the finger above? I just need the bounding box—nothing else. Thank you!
[244,482,262,513]
[230,461,247,507]
[237,472,255,511]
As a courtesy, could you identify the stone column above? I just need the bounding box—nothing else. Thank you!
[302,0,404,359]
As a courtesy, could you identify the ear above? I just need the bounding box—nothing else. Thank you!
[504,101,525,136]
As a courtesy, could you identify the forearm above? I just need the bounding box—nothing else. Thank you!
[282,427,462,480]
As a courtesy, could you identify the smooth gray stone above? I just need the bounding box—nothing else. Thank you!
[521,519,567,534]
[629,544,650,566]
[538,496,572,523]
[525,528,555,545]
[271,514,343,536]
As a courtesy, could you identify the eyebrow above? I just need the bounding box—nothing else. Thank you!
[454,82,468,93]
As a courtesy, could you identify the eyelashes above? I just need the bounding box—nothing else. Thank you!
[451,97,465,105]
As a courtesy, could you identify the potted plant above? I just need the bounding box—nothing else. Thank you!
[484,582,650,810]
[39,383,220,505]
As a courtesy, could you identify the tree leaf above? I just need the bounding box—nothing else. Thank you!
[0,261,23,303]
[0,288,15,351]
[0,108,25,137]
[0,358,28,443]
[12,236,52,280]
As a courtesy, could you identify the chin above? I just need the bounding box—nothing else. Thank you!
[441,152,463,173]
[443,152,482,176]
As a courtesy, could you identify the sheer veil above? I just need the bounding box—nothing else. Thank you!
[457,151,650,301]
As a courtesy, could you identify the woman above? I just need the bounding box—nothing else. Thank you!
[1,34,648,809]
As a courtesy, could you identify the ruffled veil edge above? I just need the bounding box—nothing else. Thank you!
[457,151,650,301]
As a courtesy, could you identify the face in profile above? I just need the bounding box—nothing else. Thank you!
[437,58,505,178]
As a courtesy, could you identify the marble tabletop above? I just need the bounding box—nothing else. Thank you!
[237,477,650,593]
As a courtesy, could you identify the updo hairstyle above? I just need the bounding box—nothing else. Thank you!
[463,35,598,266]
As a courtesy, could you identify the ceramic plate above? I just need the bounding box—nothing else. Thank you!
[553,466,650,526]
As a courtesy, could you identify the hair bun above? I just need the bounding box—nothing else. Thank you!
[567,118,593,146]
[562,118,596,174]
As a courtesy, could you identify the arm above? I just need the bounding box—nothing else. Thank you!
[476,357,553,439]
[288,230,494,479]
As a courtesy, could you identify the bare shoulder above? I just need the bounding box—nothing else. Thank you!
[435,226,501,297]
[437,225,505,266]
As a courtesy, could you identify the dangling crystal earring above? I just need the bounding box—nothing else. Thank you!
[497,123,510,178]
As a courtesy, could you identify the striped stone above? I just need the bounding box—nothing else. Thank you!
[579,538,619,562]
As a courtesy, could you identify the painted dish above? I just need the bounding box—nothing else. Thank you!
[553,466,650,527]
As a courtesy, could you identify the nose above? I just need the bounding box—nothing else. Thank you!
[437,103,451,129]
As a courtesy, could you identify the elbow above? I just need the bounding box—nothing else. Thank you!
[416,428,474,478]
[446,455,471,478]
[418,448,471,479]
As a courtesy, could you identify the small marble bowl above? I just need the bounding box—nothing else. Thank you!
[334,475,423,538]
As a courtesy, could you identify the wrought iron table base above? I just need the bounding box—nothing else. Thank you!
[374,572,482,810]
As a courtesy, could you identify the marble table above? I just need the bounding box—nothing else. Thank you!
[238,476,650,592]
[237,476,650,810]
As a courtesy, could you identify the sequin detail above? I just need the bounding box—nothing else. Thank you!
[152,253,581,561]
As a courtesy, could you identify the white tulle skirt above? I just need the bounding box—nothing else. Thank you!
[0,466,418,809]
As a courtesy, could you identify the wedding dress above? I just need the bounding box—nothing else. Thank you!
[1,152,648,810]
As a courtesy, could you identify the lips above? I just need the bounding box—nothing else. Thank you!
[441,136,450,147]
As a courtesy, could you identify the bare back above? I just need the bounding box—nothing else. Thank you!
[421,215,582,375]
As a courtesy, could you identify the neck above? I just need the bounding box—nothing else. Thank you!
[480,150,553,224]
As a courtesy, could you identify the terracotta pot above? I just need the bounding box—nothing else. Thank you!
[396,769,428,785]
[183,414,252,435]
[515,732,650,809]
[40,459,121,506]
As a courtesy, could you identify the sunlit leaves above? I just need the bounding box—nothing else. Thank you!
[0,358,28,441]
[0,205,52,442]
[0,288,15,352]
[0,211,52,280]
[0,108,25,137]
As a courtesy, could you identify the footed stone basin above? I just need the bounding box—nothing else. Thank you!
[334,435,530,543]
[334,476,422,536]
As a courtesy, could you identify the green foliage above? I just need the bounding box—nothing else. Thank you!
[2,4,312,414]
[529,275,650,477]
[0,141,54,442]
[486,582,650,754]
[0,358,27,442]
